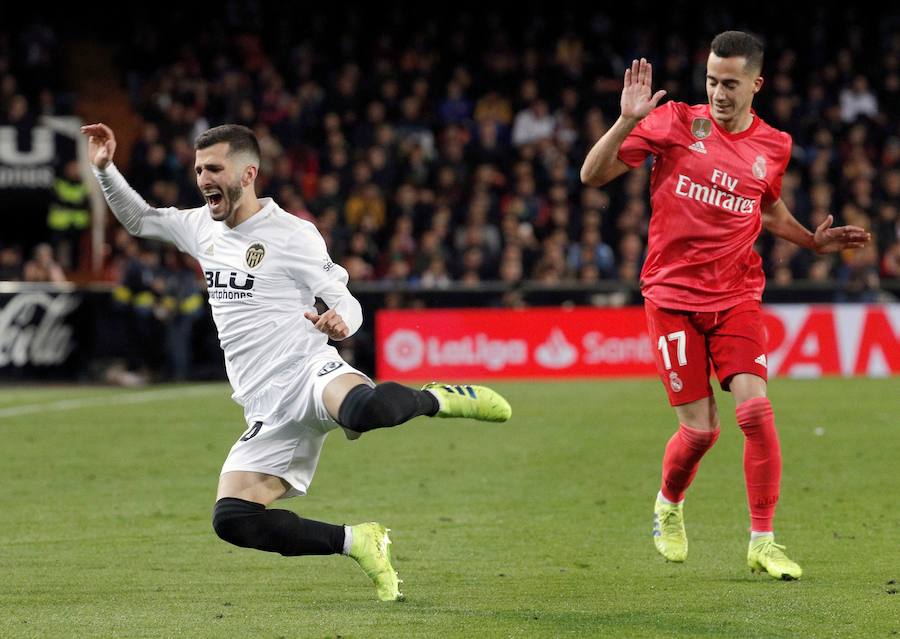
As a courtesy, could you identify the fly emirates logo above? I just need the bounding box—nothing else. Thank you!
[674,168,757,214]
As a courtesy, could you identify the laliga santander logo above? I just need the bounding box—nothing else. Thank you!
[534,328,578,369]
[384,329,425,372]
[384,328,528,371]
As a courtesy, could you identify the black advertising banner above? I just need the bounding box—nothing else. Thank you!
[0,289,87,380]
[0,286,223,382]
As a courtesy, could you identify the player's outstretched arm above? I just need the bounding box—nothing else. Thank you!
[762,199,871,254]
[580,58,667,187]
[81,123,186,243]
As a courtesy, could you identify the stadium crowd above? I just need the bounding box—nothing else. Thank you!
[2,7,899,303]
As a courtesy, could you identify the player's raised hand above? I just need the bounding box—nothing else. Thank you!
[621,58,667,123]
[813,214,872,254]
[80,123,117,170]
[304,308,350,340]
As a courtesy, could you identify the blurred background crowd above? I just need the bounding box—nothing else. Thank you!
[1,4,899,379]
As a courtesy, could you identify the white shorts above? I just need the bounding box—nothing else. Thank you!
[220,348,371,499]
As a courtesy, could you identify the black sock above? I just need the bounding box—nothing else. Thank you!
[338,382,439,432]
[212,497,345,556]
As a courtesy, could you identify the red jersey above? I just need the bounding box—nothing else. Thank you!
[618,101,792,312]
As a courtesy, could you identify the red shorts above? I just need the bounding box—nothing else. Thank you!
[644,299,769,406]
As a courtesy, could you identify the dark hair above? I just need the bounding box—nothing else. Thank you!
[194,124,261,164]
[711,31,764,74]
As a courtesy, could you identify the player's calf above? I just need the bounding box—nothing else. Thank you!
[735,397,781,533]
[212,497,346,556]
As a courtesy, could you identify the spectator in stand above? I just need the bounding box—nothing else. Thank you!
[567,227,616,279]
[418,254,452,289]
[47,160,90,272]
[438,79,473,126]
[344,183,387,231]
[23,243,66,282]
[474,90,513,131]
[455,192,501,262]
[840,75,879,123]
[472,120,511,169]
[512,98,556,147]
[499,245,525,285]
[881,241,900,278]
[836,243,881,302]
[617,232,645,284]
[159,249,204,381]
[0,245,23,281]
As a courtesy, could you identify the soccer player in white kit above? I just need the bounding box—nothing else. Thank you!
[82,122,512,602]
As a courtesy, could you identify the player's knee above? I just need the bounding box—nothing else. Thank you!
[736,396,773,431]
[338,382,410,430]
[212,497,265,547]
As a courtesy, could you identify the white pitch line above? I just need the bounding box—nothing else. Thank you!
[0,385,228,419]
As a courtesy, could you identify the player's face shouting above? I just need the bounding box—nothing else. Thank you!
[705,53,763,128]
[195,143,249,222]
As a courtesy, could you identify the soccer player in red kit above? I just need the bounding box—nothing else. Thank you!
[580,31,870,579]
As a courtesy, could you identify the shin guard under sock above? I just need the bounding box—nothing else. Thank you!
[660,423,720,503]
[736,397,782,532]
[338,382,438,432]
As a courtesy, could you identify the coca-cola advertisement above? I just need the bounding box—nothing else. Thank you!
[0,290,84,379]
[376,305,900,380]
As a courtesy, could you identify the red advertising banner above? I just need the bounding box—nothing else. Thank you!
[375,305,900,380]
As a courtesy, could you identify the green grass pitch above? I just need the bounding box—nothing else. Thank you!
[0,378,897,638]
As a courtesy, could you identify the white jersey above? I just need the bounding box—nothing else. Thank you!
[92,164,362,403]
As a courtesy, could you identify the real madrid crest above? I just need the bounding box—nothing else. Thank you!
[245,242,266,269]
[752,155,767,179]
[691,117,712,140]
[668,371,683,393]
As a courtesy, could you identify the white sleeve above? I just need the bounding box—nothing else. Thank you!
[285,225,363,338]
[317,279,363,339]
[91,162,198,256]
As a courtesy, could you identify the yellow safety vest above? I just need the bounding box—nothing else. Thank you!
[48,178,90,231]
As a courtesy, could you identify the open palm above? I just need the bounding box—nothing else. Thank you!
[621,58,667,121]
[813,214,871,254]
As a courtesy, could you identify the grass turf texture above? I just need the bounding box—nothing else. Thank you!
[0,378,897,638]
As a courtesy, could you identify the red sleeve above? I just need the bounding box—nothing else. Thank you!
[762,133,793,209]
[617,101,677,167]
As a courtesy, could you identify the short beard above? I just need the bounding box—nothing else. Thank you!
[225,183,243,216]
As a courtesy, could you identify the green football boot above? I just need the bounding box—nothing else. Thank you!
[653,495,688,562]
[349,522,404,601]
[747,534,803,580]
[422,383,512,422]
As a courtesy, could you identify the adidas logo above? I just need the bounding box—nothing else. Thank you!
[754,354,767,368]
[688,141,707,154]
[443,384,476,399]
[205,245,215,256]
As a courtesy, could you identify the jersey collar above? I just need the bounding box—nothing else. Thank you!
[705,105,761,141]
[223,198,275,234]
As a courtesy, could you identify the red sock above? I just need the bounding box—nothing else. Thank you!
[660,424,720,503]
[736,397,781,532]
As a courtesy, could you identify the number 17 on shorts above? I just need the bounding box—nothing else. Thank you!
[644,301,713,406]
